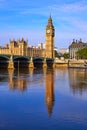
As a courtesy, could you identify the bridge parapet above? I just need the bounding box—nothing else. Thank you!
[0,55,54,69]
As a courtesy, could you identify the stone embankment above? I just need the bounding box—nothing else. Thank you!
[54,59,86,68]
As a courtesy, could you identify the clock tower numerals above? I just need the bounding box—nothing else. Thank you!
[47,29,50,33]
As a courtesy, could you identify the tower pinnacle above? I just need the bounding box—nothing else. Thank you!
[47,15,53,27]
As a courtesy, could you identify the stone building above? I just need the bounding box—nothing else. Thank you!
[0,38,45,57]
[0,16,55,59]
[0,38,28,56]
[45,15,55,58]
[69,39,87,59]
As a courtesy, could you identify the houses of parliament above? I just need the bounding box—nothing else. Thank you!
[0,16,55,59]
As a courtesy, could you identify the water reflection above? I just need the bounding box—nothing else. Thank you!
[69,69,87,95]
[1,68,87,96]
[8,69,28,92]
[1,68,87,129]
[2,68,55,116]
[44,68,55,116]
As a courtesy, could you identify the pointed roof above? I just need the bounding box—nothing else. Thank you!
[49,14,52,21]
[47,15,53,27]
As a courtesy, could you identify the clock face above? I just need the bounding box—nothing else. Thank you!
[47,30,50,33]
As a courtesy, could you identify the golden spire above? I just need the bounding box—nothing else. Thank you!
[47,14,54,27]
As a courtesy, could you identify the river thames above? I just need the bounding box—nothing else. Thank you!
[0,67,87,130]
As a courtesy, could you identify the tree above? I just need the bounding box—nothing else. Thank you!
[76,48,87,59]
[54,50,60,58]
[63,53,69,59]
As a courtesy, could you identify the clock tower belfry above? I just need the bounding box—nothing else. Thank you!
[45,15,55,59]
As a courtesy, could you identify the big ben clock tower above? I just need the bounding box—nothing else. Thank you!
[45,15,55,59]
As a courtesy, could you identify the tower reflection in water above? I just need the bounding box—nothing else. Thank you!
[8,68,55,116]
[8,69,28,92]
[69,69,87,95]
[43,68,55,116]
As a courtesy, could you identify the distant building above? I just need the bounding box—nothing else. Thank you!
[38,43,43,49]
[69,39,87,59]
[59,48,68,56]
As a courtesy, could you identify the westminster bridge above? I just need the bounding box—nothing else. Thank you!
[0,54,54,69]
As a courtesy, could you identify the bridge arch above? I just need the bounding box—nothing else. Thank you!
[33,58,43,68]
[13,56,29,68]
[0,55,9,69]
[13,56,29,61]
[0,55,9,60]
[46,58,53,68]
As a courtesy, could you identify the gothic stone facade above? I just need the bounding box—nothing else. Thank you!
[0,16,55,59]
[0,38,45,57]
[45,16,55,58]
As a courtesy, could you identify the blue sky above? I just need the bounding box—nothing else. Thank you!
[0,0,87,48]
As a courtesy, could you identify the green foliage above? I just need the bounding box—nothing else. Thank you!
[63,53,69,59]
[55,50,60,58]
[76,48,87,59]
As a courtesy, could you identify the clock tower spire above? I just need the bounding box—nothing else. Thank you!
[45,15,55,59]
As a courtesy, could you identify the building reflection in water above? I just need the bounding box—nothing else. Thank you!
[8,69,28,92]
[29,68,34,76]
[68,69,87,95]
[8,69,15,89]
[43,68,55,116]
[8,68,55,116]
